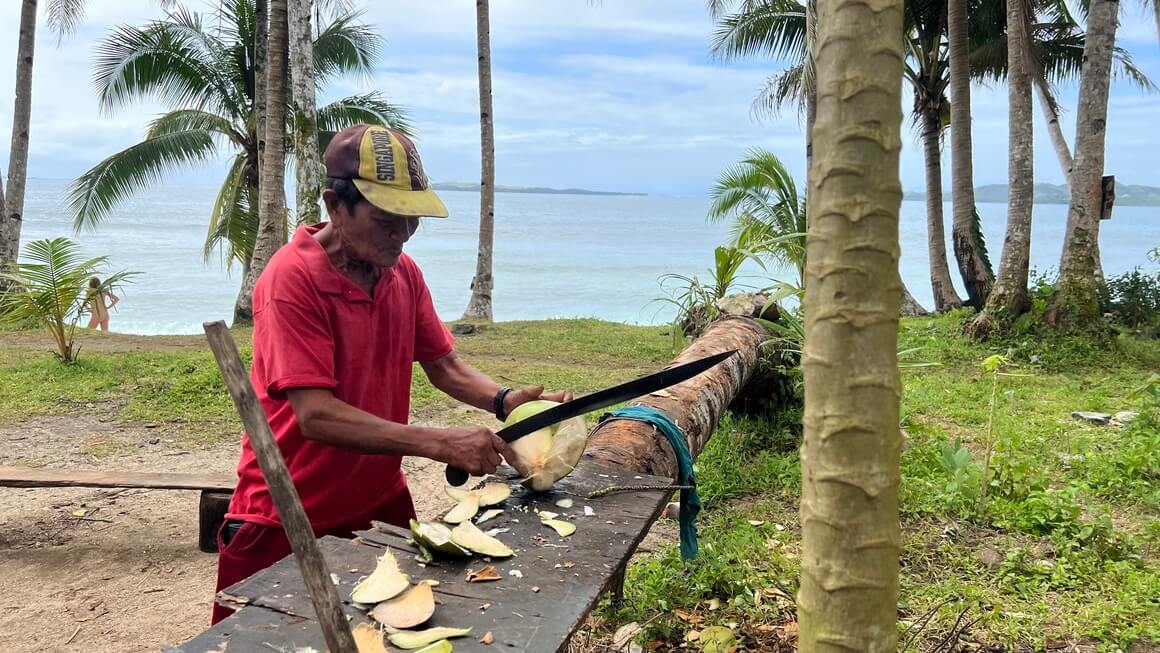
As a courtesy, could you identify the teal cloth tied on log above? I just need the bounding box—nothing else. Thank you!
[598,406,701,560]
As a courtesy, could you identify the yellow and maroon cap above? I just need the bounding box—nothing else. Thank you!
[324,124,448,218]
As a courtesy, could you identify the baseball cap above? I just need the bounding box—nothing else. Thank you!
[324,124,449,218]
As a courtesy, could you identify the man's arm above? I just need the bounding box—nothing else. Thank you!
[285,387,507,476]
[420,351,573,419]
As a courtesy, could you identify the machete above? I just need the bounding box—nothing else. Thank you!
[445,348,737,486]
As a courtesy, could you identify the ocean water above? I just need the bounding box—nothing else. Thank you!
[17,179,1160,335]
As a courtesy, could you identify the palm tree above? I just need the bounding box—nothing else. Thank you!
[949,0,994,309]
[289,0,321,225]
[66,0,409,321]
[241,0,290,325]
[707,148,806,288]
[798,0,904,644]
[463,0,496,321]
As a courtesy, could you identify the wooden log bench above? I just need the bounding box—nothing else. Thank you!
[0,466,235,553]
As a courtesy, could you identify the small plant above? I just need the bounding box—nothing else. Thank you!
[0,237,137,363]
[938,437,981,512]
[1098,267,1160,331]
[977,354,1008,511]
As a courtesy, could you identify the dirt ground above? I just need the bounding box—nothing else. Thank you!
[0,413,461,652]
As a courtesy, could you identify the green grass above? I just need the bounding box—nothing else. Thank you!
[593,312,1160,651]
[2,313,1157,650]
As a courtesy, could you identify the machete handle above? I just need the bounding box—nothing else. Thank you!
[445,465,470,487]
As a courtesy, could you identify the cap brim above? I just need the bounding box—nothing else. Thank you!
[353,179,449,218]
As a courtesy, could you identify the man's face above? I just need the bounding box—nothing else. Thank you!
[325,191,420,268]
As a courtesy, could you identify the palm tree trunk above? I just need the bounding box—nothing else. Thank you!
[948,0,993,309]
[921,108,963,311]
[236,0,289,326]
[804,0,816,195]
[799,0,903,645]
[1034,71,1073,181]
[289,0,321,225]
[463,0,496,321]
[969,0,1035,338]
[1046,0,1118,329]
[2,0,38,274]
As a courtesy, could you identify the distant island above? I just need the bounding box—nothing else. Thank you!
[904,182,1160,207]
[432,181,646,197]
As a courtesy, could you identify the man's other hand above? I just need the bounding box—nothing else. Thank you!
[504,385,574,418]
[438,426,509,476]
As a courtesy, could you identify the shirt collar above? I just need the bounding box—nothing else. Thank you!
[291,223,343,295]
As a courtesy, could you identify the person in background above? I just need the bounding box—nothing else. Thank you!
[85,277,120,331]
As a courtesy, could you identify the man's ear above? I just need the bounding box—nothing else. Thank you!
[321,188,342,218]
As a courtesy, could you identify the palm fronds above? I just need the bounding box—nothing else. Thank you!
[0,238,138,362]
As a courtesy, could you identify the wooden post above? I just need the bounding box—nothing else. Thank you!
[202,321,357,653]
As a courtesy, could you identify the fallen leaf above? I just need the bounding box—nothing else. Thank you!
[466,565,501,583]
[480,631,495,645]
[684,629,701,642]
[747,520,765,527]
[707,598,721,611]
[673,609,703,624]
[646,641,663,651]
[611,622,642,650]
[72,508,87,517]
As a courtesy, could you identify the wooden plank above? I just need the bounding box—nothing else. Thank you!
[163,603,363,653]
[206,465,673,653]
[0,466,234,491]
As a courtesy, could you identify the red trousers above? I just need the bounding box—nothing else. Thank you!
[211,487,417,625]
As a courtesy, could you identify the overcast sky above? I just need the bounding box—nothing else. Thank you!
[1,0,1157,197]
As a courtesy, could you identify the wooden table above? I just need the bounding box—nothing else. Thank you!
[166,465,672,652]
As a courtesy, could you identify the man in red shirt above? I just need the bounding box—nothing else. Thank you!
[212,124,569,624]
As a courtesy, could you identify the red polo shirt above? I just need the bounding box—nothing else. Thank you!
[225,224,454,530]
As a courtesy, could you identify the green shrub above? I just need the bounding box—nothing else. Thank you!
[1098,267,1160,332]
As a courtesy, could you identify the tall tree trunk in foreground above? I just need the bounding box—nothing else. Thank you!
[1046,0,1118,330]
[1034,71,1073,181]
[804,0,817,203]
[970,0,1035,337]
[236,0,289,325]
[921,108,964,311]
[289,0,321,225]
[949,0,993,309]
[800,0,903,645]
[2,0,38,274]
[463,0,496,321]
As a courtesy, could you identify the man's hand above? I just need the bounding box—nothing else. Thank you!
[435,426,510,476]
[503,385,575,418]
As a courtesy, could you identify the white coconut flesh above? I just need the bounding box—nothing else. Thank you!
[443,482,511,524]
[503,400,589,491]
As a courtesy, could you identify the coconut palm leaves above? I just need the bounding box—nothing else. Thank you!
[67,0,409,271]
[0,238,138,363]
[707,148,806,287]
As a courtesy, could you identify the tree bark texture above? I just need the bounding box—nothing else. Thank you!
[900,281,929,317]
[970,0,1036,337]
[463,0,496,321]
[1047,0,1118,329]
[582,317,770,478]
[2,0,38,273]
[800,0,904,645]
[948,0,993,309]
[921,108,963,312]
[1034,71,1073,182]
[236,0,289,326]
[289,0,321,225]
[804,0,817,208]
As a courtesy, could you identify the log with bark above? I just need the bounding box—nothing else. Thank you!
[580,317,772,479]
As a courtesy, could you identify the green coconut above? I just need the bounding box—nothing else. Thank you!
[388,627,472,650]
[410,520,471,557]
[503,400,589,491]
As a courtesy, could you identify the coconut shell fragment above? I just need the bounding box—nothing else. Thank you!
[411,520,471,557]
[371,582,436,629]
[350,550,410,604]
[413,640,453,653]
[352,623,390,653]
[388,626,472,650]
[443,483,511,524]
[451,521,514,558]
